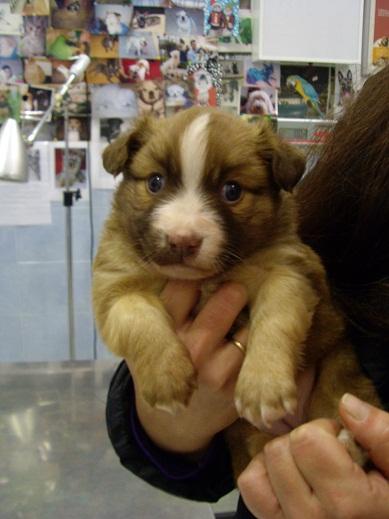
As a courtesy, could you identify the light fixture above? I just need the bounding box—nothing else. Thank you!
[0,118,28,182]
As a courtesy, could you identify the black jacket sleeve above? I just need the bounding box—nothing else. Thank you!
[106,361,235,503]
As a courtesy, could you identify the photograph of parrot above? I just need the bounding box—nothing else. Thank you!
[286,74,324,117]
[47,33,80,60]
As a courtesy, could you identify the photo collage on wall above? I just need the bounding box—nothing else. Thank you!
[1,0,383,189]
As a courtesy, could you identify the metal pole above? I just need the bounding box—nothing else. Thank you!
[63,99,76,360]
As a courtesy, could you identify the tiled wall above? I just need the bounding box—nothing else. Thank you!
[0,189,115,363]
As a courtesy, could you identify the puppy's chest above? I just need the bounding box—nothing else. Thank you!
[195,262,270,328]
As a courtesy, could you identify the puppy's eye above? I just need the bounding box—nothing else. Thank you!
[147,174,165,194]
[221,181,242,203]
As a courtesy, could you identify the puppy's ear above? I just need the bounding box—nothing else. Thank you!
[102,115,156,177]
[257,121,306,192]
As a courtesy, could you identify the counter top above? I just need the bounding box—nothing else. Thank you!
[0,361,217,519]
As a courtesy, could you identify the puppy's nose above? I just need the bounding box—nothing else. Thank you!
[168,233,202,257]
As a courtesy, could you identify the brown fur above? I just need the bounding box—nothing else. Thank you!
[93,107,379,478]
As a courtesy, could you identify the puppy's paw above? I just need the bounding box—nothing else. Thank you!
[235,366,297,429]
[140,352,197,414]
[337,428,368,466]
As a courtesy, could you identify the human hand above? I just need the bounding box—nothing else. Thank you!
[130,280,248,455]
[238,394,389,519]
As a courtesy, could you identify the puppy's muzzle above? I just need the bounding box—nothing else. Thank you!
[167,233,202,259]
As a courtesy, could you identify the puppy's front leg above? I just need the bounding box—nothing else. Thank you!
[101,292,196,413]
[235,266,320,428]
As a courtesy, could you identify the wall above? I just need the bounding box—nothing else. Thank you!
[0,190,115,362]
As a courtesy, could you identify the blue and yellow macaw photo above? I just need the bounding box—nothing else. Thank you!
[286,74,324,117]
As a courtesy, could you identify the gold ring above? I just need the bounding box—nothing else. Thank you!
[231,338,246,355]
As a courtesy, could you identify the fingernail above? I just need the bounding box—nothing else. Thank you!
[341,393,370,421]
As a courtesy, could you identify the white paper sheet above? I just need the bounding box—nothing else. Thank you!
[0,180,51,226]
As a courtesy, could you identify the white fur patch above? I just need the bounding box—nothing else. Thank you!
[150,112,226,278]
[151,189,225,277]
[180,113,210,191]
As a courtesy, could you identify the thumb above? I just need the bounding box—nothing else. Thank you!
[339,393,389,477]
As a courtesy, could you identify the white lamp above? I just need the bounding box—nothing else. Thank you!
[0,118,28,182]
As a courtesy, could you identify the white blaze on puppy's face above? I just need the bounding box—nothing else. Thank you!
[151,113,226,279]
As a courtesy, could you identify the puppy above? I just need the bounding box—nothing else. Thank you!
[93,107,379,477]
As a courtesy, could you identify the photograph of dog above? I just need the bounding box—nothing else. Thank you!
[164,80,193,107]
[131,7,166,35]
[165,7,204,36]
[241,86,277,116]
[128,59,150,82]
[119,31,159,59]
[221,78,240,109]
[191,69,217,106]
[89,34,119,59]
[20,85,52,112]
[55,147,87,189]
[86,58,122,84]
[51,0,94,30]
[91,84,139,119]
[23,58,50,85]
[337,68,355,107]
[91,4,134,36]
[160,49,182,78]
[136,79,165,118]
[55,117,90,142]
[220,57,243,78]
[93,107,381,479]
[120,58,162,83]
[19,16,48,58]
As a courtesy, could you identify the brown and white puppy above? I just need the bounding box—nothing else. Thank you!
[93,107,379,476]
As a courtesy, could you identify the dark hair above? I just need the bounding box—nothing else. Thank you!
[297,65,389,344]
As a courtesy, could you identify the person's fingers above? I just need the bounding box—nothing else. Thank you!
[289,419,365,508]
[264,435,320,518]
[186,282,247,364]
[160,280,200,328]
[238,453,284,519]
[339,393,389,478]
[197,328,248,392]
